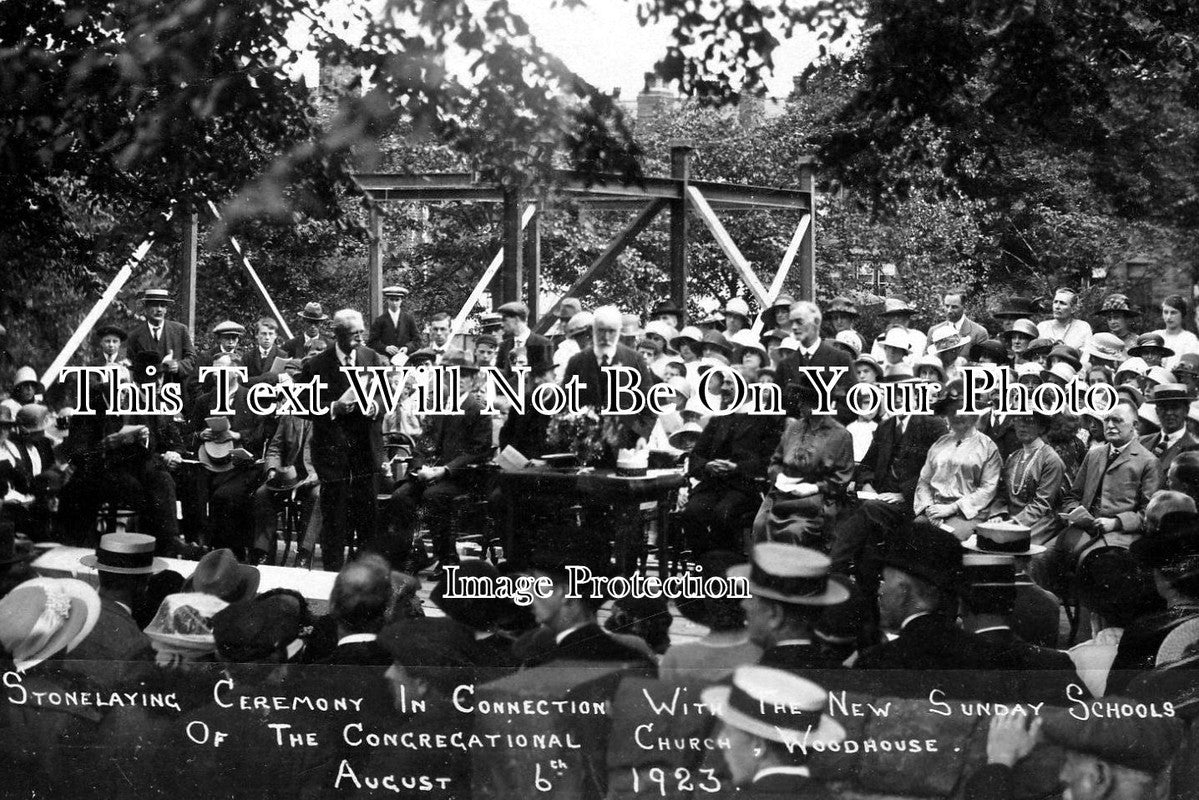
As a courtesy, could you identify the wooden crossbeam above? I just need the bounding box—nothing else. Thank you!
[686,186,770,307]
[534,198,669,334]
[751,214,811,334]
[451,204,536,337]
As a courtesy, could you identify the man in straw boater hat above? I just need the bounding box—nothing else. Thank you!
[124,287,197,386]
[963,701,1183,800]
[701,665,845,798]
[732,542,850,673]
[280,301,331,358]
[852,520,1003,700]
[71,532,166,687]
[367,284,421,358]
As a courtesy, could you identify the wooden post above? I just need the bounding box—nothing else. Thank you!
[502,188,524,305]
[525,205,541,324]
[368,204,384,319]
[670,143,693,314]
[797,157,817,301]
[178,213,198,335]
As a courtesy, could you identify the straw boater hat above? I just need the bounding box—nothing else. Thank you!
[382,285,409,298]
[299,302,328,322]
[81,532,168,575]
[963,520,1045,556]
[962,553,1034,588]
[728,543,850,606]
[140,288,174,304]
[0,577,101,672]
[854,354,884,381]
[701,666,846,747]
[1149,383,1196,405]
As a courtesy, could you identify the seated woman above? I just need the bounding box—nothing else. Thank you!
[913,379,1002,540]
[752,378,853,547]
[985,412,1065,543]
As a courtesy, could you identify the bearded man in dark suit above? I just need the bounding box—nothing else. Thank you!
[124,288,197,388]
[299,309,385,572]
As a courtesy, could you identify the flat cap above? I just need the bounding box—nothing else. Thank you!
[496,301,529,318]
[1041,704,1184,774]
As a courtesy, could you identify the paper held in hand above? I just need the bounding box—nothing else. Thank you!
[496,445,529,472]
[774,473,817,497]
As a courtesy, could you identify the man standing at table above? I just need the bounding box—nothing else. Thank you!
[299,309,385,571]
[367,285,421,359]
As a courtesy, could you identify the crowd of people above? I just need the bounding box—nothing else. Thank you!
[1,283,1198,797]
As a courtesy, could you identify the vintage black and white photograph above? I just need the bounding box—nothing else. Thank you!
[2,1,1198,798]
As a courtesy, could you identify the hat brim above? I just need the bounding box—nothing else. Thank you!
[12,579,102,671]
[700,685,847,746]
[961,535,1045,557]
[198,449,235,472]
[728,564,850,607]
[1128,346,1174,358]
[873,554,961,593]
[80,553,168,575]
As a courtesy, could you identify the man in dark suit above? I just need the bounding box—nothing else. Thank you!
[367,284,421,358]
[495,301,553,372]
[933,289,988,361]
[701,666,842,800]
[382,354,493,571]
[124,287,197,387]
[1033,400,1159,597]
[562,305,659,448]
[961,553,1081,705]
[853,521,1004,700]
[775,300,855,421]
[319,554,394,666]
[831,387,946,592]
[1139,383,1199,489]
[298,309,385,572]
[242,317,290,386]
[732,543,849,674]
[522,557,656,669]
[281,302,331,358]
[72,533,161,689]
[679,406,782,557]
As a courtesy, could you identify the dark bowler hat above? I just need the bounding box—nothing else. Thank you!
[81,532,167,575]
[1149,383,1195,405]
[1040,704,1184,775]
[497,301,529,319]
[299,302,328,322]
[728,543,849,606]
[183,548,261,603]
[130,350,164,384]
[963,520,1045,556]
[213,595,305,663]
[382,285,409,298]
[1129,332,1175,359]
[1100,293,1138,317]
[94,323,127,342]
[140,288,174,304]
[993,295,1041,320]
[874,520,964,594]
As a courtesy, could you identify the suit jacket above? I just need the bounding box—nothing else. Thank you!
[775,340,855,421]
[525,623,656,669]
[855,414,947,503]
[499,390,553,459]
[758,642,843,673]
[1139,429,1199,490]
[422,393,494,476]
[367,310,421,354]
[9,435,54,478]
[264,414,315,479]
[319,638,392,667]
[853,613,1012,700]
[498,330,553,370]
[125,319,197,380]
[298,345,385,481]
[281,333,331,358]
[563,345,658,440]
[973,627,1081,704]
[744,771,838,800]
[242,344,290,385]
[978,410,1021,461]
[688,412,782,495]
[932,317,989,360]
[67,596,155,689]
[1061,439,1160,533]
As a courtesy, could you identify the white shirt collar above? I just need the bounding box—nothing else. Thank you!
[1163,427,1186,449]
[753,766,811,783]
[972,625,1011,635]
[951,316,967,333]
[901,611,931,630]
[773,638,813,647]
[335,345,355,365]
[799,338,821,358]
[337,633,377,646]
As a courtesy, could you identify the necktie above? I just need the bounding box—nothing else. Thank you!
[601,354,610,367]
[151,326,161,342]
[1155,435,1169,457]
[1090,446,1117,514]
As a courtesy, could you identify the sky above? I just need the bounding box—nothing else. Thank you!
[294,0,839,99]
